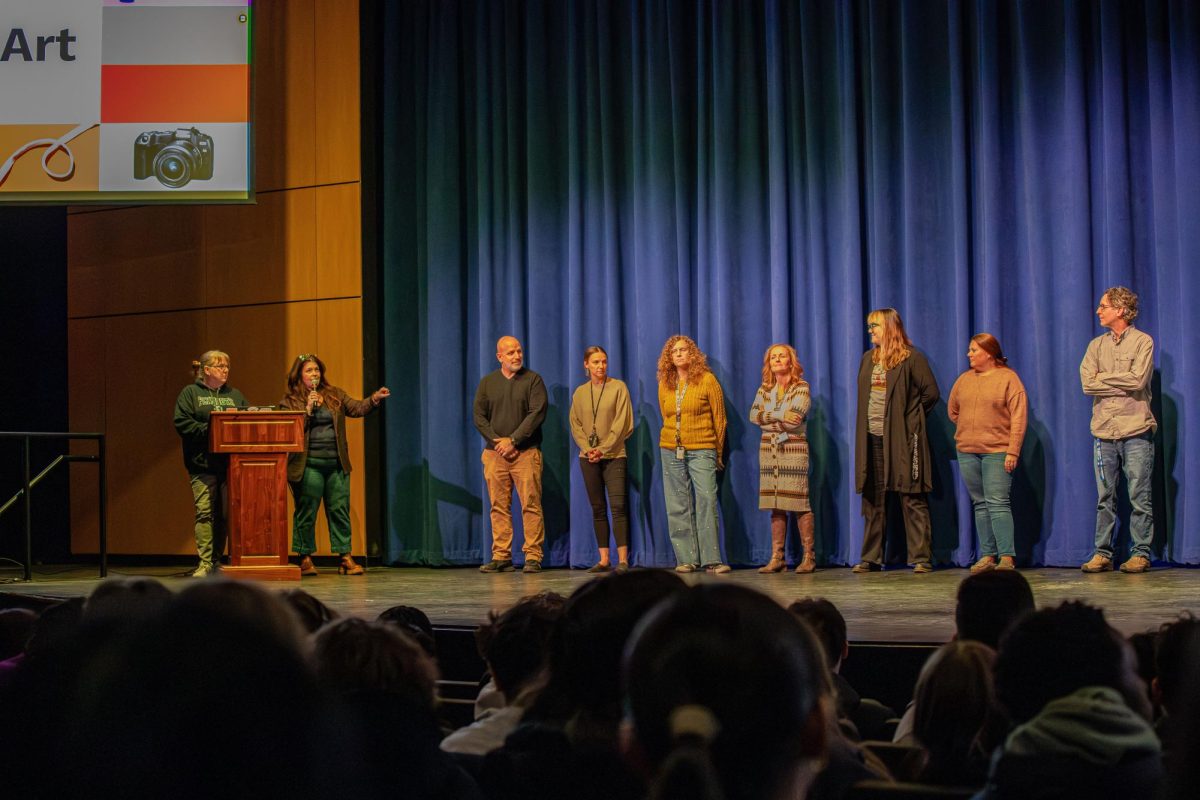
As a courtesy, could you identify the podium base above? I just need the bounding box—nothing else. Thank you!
[219,564,302,582]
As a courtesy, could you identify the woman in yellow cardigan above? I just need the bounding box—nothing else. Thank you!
[657,335,729,573]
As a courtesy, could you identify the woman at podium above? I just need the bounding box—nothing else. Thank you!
[173,350,247,577]
[280,354,390,576]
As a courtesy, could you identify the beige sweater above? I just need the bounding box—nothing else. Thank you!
[947,368,1028,455]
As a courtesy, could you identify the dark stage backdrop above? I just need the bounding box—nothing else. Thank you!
[378,0,1199,567]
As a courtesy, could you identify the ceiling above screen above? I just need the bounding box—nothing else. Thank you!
[0,0,252,204]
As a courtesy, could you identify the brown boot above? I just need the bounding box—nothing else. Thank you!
[299,555,318,576]
[758,513,787,573]
[795,512,816,574]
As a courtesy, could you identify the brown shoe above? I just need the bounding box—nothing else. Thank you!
[1119,555,1151,574]
[299,555,318,577]
[338,554,365,575]
[969,556,997,574]
[758,552,786,573]
[997,556,1017,571]
[1081,553,1113,573]
[912,562,933,574]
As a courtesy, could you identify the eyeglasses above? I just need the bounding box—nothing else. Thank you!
[866,323,881,330]
[207,363,230,371]
[1097,304,1117,311]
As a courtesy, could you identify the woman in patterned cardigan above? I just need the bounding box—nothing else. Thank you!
[749,344,816,573]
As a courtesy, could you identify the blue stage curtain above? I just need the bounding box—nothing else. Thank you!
[379,0,1200,567]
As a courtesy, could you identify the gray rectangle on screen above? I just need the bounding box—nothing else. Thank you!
[103,6,249,65]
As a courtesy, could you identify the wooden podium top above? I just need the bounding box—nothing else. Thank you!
[209,410,306,454]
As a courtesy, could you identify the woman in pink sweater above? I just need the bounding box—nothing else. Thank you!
[947,334,1028,572]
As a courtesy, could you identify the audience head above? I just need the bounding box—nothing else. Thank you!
[913,640,1001,772]
[624,584,827,800]
[955,570,1034,649]
[0,607,37,661]
[994,601,1147,725]
[788,597,848,672]
[281,588,340,635]
[376,604,437,657]
[1155,612,1200,714]
[84,577,172,626]
[311,617,439,709]
[475,591,566,702]
[531,569,687,734]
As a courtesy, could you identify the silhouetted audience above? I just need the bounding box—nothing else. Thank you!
[910,640,1002,788]
[623,583,828,800]
[442,591,565,755]
[983,601,1161,799]
[789,597,897,741]
[1152,612,1200,759]
[377,603,438,657]
[281,586,340,633]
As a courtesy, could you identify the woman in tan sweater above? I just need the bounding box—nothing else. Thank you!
[947,333,1028,572]
[657,335,729,573]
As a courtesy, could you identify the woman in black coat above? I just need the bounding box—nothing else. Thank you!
[853,308,939,573]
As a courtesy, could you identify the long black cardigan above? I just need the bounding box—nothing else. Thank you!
[854,348,940,495]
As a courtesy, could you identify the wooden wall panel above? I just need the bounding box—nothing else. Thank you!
[206,301,318,407]
[205,188,317,306]
[68,319,106,553]
[104,311,207,554]
[315,0,361,185]
[316,182,362,298]
[67,207,205,318]
[254,0,317,192]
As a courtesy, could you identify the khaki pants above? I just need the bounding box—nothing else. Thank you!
[482,447,544,561]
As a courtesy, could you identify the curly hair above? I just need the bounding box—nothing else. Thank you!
[285,354,342,411]
[1104,286,1140,323]
[760,343,805,389]
[868,308,913,371]
[657,335,710,390]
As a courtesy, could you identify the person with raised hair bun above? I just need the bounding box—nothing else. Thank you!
[749,343,816,574]
[853,309,939,574]
[947,333,1028,573]
[280,353,389,576]
[173,350,246,577]
[622,584,828,800]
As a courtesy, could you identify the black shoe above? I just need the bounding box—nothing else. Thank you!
[615,561,630,573]
[479,559,514,573]
[586,563,612,573]
[851,561,882,573]
[523,559,542,573]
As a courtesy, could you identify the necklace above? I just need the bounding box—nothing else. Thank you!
[588,378,607,448]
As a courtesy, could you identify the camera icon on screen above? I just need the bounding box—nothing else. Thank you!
[133,128,214,188]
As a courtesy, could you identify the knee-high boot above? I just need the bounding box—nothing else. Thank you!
[758,513,787,573]
[795,512,816,574]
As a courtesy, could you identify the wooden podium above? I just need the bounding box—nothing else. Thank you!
[209,410,306,581]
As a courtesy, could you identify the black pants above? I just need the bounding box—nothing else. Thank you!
[861,434,931,564]
[579,456,628,549]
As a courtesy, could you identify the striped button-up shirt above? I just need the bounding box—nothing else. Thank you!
[1080,326,1156,439]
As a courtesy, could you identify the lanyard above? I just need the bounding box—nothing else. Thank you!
[674,380,688,447]
[588,378,607,448]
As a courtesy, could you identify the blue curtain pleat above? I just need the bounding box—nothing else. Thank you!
[380,0,1200,566]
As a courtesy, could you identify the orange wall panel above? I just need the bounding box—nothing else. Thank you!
[315,0,361,185]
[316,182,362,298]
[68,319,106,554]
[254,0,317,192]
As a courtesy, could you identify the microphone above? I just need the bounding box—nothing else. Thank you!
[307,376,320,413]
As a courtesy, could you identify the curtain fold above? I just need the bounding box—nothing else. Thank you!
[380,0,1200,567]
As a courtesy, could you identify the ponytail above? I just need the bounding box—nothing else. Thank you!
[648,706,725,800]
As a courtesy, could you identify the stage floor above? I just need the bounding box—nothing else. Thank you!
[2,563,1196,642]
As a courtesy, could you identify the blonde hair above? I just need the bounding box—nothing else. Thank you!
[657,335,710,390]
[868,309,913,371]
[760,343,805,389]
[192,350,230,379]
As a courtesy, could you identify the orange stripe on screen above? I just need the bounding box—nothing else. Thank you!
[101,65,249,123]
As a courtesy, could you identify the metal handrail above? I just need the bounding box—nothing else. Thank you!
[0,432,107,581]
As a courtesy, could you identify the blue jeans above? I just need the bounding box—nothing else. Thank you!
[660,448,723,566]
[1093,431,1154,559]
[957,452,1014,558]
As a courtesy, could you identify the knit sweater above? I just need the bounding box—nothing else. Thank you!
[657,370,727,457]
[947,367,1028,456]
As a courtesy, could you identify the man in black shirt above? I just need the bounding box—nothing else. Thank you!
[473,336,548,573]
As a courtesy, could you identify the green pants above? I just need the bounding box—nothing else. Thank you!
[290,456,352,555]
[189,473,227,567]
